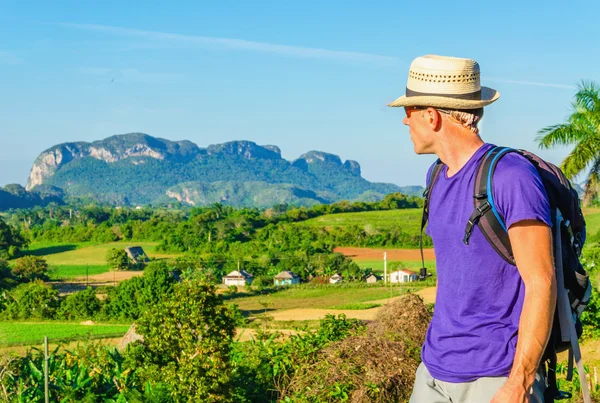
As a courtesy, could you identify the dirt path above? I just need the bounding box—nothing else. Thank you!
[269,308,382,321]
[334,247,435,261]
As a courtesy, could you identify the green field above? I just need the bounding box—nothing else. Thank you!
[583,208,600,237]
[299,208,422,232]
[230,284,430,313]
[23,241,181,279]
[0,322,131,347]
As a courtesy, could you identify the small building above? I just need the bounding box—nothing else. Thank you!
[365,273,380,283]
[274,270,301,286]
[329,273,344,284]
[389,269,418,283]
[223,270,254,286]
[124,246,150,264]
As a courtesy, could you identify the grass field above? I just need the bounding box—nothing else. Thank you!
[23,241,181,279]
[300,208,422,232]
[230,284,429,313]
[583,208,600,237]
[0,322,130,347]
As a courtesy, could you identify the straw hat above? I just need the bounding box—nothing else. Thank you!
[387,54,499,109]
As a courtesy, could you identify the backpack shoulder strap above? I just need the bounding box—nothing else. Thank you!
[420,159,444,271]
[464,146,517,265]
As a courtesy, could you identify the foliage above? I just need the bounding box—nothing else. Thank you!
[231,313,366,402]
[2,280,60,320]
[106,248,131,271]
[11,255,49,282]
[58,286,102,320]
[129,280,239,402]
[0,343,170,402]
[537,80,600,205]
[0,216,27,258]
[102,261,177,321]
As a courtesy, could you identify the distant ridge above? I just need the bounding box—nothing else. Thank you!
[26,133,423,207]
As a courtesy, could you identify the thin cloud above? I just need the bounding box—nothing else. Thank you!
[80,67,177,84]
[485,77,576,90]
[59,22,400,65]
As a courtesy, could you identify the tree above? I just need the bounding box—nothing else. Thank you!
[537,80,600,205]
[12,256,49,282]
[3,280,60,320]
[0,217,27,258]
[131,280,238,402]
[58,287,102,320]
[105,248,130,270]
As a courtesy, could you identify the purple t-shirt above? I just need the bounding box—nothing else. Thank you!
[422,143,552,383]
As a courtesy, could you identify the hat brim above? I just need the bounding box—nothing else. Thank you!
[387,86,499,109]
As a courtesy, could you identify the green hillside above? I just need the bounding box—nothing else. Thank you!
[300,208,423,232]
[27,133,419,207]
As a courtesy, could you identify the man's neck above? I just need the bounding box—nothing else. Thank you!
[436,132,484,177]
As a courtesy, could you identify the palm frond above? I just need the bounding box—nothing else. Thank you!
[536,124,584,149]
[560,133,600,179]
[575,80,600,113]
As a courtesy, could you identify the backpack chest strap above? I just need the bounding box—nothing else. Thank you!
[464,146,516,265]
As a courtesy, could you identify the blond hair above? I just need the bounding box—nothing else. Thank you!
[443,108,484,134]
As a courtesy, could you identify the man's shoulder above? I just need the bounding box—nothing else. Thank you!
[493,149,539,180]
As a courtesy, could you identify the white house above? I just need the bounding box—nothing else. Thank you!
[389,269,418,283]
[329,274,344,284]
[223,270,254,286]
[274,271,301,286]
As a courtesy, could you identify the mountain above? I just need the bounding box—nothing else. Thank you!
[26,133,419,207]
[0,184,65,210]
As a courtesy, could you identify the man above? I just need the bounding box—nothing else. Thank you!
[388,55,557,402]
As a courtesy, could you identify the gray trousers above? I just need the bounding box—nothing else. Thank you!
[409,363,546,403]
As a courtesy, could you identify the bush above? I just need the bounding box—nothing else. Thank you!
[11,256,49,282]
[3,280,60,320]
[58,287,102,320]
[130,280,238,402]
[106,248,131,271]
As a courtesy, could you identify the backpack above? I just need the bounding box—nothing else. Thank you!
[419,146,593,402]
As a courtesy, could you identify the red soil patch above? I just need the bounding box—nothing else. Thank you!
[334,247,435,261]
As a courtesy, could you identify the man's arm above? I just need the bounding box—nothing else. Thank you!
[491,220,557,403]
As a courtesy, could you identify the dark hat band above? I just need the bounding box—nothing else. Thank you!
[405,88,482,100]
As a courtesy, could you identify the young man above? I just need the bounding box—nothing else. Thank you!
[388,55,556,402]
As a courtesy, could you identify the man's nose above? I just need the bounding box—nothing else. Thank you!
[403,116,409,126]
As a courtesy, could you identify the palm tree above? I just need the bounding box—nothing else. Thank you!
[537,80,600,206]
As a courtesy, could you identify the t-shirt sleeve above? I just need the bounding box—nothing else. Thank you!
[492,153,552,229]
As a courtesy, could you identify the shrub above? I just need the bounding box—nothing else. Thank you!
[3,280,60,320]
[11,256,49,282]
[106,248,131,271]
[130,280,238,402]
[58,287,102,320]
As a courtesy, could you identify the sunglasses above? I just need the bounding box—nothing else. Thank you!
[404,106,454,116]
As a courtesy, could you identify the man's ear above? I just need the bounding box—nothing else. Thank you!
[426,107,442,131]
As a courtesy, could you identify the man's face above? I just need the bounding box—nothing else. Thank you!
[402,106,437,155]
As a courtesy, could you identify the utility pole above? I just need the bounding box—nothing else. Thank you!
[383,251,387,284]
[44,336,49,403]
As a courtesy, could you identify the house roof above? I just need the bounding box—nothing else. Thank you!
[274,270,299,279]
[392,269,417,275]
[124,246,150,262]
[224,269,254,279]
[365,273,380,279]
[330,274,343,279]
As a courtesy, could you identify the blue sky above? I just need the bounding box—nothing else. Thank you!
[1,0,599,188]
